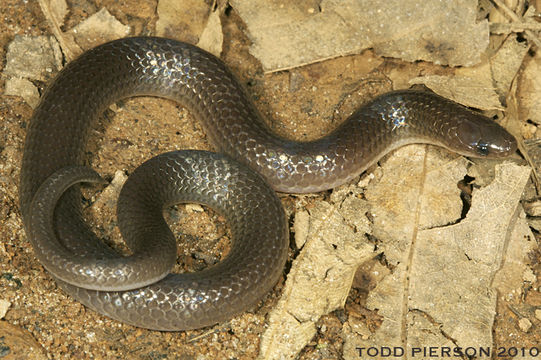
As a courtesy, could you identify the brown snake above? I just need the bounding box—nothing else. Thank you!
[19,37,517,330]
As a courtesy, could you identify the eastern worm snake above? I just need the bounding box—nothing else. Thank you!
[19,37,517,330]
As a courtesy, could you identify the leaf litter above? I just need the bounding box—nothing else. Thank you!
[230,0,489,72]
[0,0,540,359]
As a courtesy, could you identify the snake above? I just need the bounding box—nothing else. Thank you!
[18,37,517,331]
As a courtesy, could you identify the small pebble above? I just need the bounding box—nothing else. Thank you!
[186,204,204,212]
[535,309,541,321]
[0,299,11,319]
[289,71,304,92]
[518,318,532,332]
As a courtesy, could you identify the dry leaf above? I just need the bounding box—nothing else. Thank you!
[68,8,131,50]
[410,35,528,110]
[343,160,530,359]
[293,209,309,249]
[37,0,81,60]
[490,0,541,49]
[230,0,488,72]
[488,0,521,23]
[493,210,538,301]
[48,0,68,27]
[365,146,469,263]
[490,6,541,34]
[490,34,530,100]
[518,52,541,126]
[156,0,211,43]
[196,9,223,56]
[258,193,375,360]
[3,8,129,108]
[505,77,539,191]
[409,71,502,110]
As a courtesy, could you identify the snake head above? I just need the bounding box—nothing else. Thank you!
[454,114,517,158]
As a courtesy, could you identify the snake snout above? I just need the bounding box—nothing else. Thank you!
[455,116,517,158]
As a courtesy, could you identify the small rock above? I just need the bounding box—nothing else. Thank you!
[186,204,204,213]
[4,35,62,81]
[4,77,41,108]
[518,318,532,332]
[289,71,304,92]
[0,299,11,319]
[535,309,541,321]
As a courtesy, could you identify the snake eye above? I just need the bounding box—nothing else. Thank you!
[476,142,489,156]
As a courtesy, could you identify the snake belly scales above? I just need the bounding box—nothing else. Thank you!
[18,37,517,331]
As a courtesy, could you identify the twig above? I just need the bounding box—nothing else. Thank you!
[37,0,82,61]
[187,326,228,342]
[490,22,541,34]
[490,0,541,48]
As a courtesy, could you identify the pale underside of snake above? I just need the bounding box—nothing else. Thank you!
[19,37,517,330]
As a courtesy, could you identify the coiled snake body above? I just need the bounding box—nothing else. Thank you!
[19,37,517,330]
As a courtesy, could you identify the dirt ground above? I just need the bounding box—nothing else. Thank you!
[0,0,539,359]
